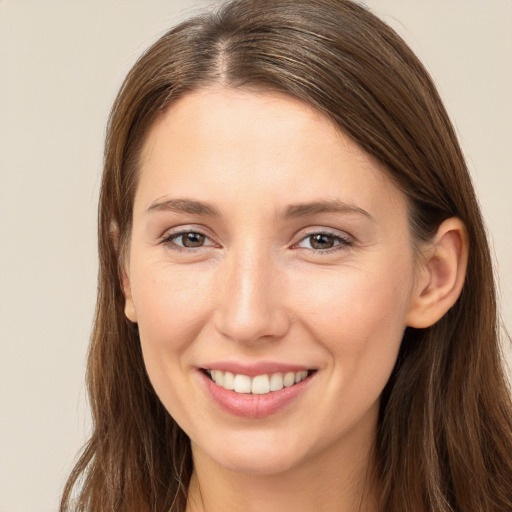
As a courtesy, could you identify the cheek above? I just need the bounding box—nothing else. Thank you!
[131,262,215,359]
[298,266,411,337]
[293,260,413,385]
[129,263,217,424]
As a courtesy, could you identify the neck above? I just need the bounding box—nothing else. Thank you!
[185,424,379,512]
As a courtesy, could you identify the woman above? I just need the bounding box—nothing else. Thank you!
[60,0,512,510]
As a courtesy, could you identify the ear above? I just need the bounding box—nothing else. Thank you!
[121,267,137,323]
[406,217,468,328]
[110,220,137,323]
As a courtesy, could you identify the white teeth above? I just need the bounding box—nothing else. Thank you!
[233,374,252,393]
[296,370,308,383]
[269,372,284,391]
[283,372,295,387]
[223,371,235,390]
[211,370,223,386]
[207,369,310,395]
[251,374,270,394]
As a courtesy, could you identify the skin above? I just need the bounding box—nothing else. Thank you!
[122,88,468,512]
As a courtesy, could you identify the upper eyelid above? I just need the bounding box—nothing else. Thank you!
[297,232,351,242]
[295,226,354,242]
[160,224,215,239]
[160,228,217,246]
[159,226,351,238]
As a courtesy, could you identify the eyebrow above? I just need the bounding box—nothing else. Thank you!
[146,198,221,217]
[146,197,374,222]
[283,200,375,222]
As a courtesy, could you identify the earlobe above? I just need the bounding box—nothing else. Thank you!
[110,219,137,323]
[122,267,138,323]
[406,217,468,328]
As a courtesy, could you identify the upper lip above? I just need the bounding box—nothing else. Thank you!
[200,361,314,377]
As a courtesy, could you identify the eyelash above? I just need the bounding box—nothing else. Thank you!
[159,229,353,254]
[295,231,353,253]
[159,229,215,252]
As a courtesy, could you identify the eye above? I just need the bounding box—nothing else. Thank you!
[160,230,216,250]
[296,231,352,252]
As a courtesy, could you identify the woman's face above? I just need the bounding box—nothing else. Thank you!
[124,88,421,475]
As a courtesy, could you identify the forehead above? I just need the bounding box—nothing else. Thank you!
[141,87,347,164]
[135,87,406,222]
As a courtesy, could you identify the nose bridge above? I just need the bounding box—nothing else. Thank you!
[214,241,289,344]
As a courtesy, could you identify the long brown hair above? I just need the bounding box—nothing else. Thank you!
[60,1,512,510]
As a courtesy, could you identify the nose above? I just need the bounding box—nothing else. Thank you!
[213,248,291,345]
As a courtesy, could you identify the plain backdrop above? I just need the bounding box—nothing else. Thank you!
[0,1,511,511]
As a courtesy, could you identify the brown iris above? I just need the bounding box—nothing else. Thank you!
[180,232,206,248]
[308,233,337,250]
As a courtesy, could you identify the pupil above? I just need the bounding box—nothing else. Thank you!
[183,233,205,247]
[311,234,334,249]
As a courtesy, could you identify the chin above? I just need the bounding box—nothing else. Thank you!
[212,451,301,476]
[193,430,309,476]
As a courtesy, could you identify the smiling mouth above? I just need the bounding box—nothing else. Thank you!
[203,369,315,395]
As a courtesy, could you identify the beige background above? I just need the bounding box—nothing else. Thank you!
[0,1,510,511]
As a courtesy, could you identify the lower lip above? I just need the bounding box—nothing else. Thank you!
[199,371,315,419]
